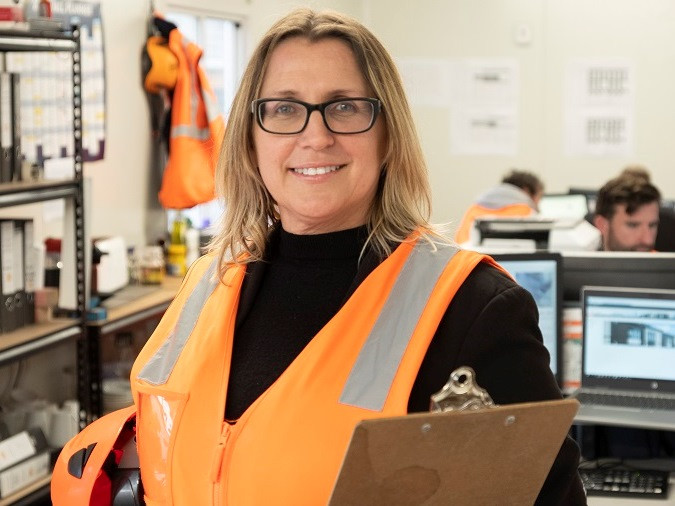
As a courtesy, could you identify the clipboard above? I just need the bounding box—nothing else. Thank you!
[328,398,579,506]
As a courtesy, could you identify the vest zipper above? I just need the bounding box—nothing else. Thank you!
[211,424,231,482]
[211,423,231,505]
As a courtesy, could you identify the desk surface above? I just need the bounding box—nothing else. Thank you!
[587,474,674,505]
[88,276,183,330]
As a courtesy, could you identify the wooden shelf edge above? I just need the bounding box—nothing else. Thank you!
[0,178,78,192]
[89,277,183,331]
[0,320,81,364]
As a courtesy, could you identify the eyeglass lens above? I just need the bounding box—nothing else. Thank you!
[257,99,376,134]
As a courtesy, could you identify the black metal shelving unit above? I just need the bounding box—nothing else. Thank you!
[0,26,84,505]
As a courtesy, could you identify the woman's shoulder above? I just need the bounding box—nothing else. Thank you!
[457,257,523,304]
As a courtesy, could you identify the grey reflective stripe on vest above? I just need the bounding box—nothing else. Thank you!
[171,124,211,140]
[137,258,219,385]
[204,91,220,124]
[339,241,459,411]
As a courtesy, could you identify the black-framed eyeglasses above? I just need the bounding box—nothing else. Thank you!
[251,97,381,135]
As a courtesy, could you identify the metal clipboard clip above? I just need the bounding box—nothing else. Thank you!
[430,366,497,413]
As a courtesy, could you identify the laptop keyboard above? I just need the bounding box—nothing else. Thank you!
[577,392,675,410]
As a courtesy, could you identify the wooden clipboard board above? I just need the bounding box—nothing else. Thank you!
[328,398,579,506]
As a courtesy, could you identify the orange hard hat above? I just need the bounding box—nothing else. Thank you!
[51,405,137,505]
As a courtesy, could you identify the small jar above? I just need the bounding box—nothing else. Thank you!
[139,246,164,285]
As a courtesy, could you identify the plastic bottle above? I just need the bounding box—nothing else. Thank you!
[166,217,187,277]
[185,228,200,268]
[170,217,186,245]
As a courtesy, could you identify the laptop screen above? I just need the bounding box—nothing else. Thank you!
[492,252,562,382]
[581,287,675,393]
[538,194,589,220]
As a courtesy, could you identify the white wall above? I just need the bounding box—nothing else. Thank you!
[87,0,156,248]
[364,0,675,228]
[541,0,675,195]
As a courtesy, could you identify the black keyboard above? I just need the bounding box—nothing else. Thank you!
[579,467,670,498]
[577,392,675,410]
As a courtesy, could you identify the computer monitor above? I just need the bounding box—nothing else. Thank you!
[491,252,562,384]
[538,194,589,220]
[561,251,675,303]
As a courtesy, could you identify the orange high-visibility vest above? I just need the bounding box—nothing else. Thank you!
[158,29,225,209]
[454,202,535,244]
[131,233,496,505]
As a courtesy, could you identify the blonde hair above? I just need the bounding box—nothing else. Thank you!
[209,8,435,273]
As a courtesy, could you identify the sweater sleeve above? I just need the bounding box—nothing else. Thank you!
[408,261,587,505]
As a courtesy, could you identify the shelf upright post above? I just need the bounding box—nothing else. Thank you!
[0,25,89,503]
[68,25,92,429]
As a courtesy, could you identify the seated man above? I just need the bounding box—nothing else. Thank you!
[592,168,661,251]
[588,166,674,462]
[455,169,544,244]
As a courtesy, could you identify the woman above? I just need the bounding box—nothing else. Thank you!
[54,8,586,505]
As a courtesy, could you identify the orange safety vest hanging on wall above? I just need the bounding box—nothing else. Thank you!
[158,28,225,209]
[130,232,497,505]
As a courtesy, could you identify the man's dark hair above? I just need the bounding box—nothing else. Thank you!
[594,170,661,219]
[620,165,651,182]
[501,169,544,198]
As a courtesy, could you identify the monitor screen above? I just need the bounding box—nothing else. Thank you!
[491,252,562,382]
[539,194,590,220]
[561,251,675,302]
[581,286,675,384]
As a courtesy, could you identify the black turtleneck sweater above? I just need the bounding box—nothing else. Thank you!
[226,226,368,420]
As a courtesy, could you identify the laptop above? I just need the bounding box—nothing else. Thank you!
[573,286,675,431]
